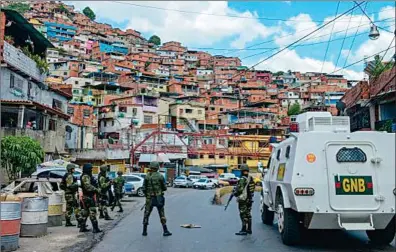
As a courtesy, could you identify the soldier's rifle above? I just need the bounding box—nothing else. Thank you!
[224,186,237,211]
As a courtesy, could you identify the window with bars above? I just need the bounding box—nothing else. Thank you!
[67,107,74,115]
[144,115,153,124]
[336,147,367,163]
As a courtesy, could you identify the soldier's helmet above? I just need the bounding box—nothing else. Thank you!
[83,163,93,174]
[240,164,249,172]
[100,165,108,173]
[66,163,75,173]
[117,171,123,176]
[149,161,160,170]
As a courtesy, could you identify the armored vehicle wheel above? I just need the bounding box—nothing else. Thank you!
[261,203,274,225]
[277,194,301,246]
[366,217,396,245]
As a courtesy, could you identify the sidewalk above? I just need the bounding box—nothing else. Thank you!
[18,197,143,252]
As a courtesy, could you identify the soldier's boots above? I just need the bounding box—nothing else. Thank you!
[104,212,113,221]
[246,219,252,234]
[117,206,123,213]
[142,224,148,236]
[235,222,247,236]
[65,218,76,227]
[99,210,105,219]
[111,206,115,211]
[162,225,172,236]
[79,220,91,233]
[92,220,102,233]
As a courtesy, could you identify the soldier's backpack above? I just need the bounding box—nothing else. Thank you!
[238,176,252,201]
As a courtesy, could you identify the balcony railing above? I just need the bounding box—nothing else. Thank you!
[143,105,158,113]
[3,41,45,82]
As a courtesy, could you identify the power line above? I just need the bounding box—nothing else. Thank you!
[206,2,365,93]
[343,2,368,69]
[321,1,341,73]
[112,1,389,23]
[237,16,393,61]
[334,2,355,72]
[241,2,365,77]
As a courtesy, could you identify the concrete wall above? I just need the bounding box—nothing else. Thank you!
[0,125,66,154]
[1,68,68,113]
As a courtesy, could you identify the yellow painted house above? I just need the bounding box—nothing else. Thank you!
[185,134,283,172]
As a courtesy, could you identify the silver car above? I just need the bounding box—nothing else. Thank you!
[173,176,194,188]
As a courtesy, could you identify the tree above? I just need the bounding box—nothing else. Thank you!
[1,136,44,181]
[273,71,284,77]
[83,6,96,21]
[148,35,161,46]
[7,3,30,14]
[287,103,301,116]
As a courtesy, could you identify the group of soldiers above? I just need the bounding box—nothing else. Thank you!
[60,160,255,237]
[60,163,125,233]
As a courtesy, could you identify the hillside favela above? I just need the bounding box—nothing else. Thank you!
[0,1,395,252]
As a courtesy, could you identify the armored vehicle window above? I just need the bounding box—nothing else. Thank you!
[276,149,281,160]
[336,147,367,163]
[285,146,291,159]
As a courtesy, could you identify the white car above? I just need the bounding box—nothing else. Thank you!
[173,176,194,188]
[193,178,215,189]
[31,168,83,186]
[218,173,237,181]
[188,175,208,183]
[123,174,145,197]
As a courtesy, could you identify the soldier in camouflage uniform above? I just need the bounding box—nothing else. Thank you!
[98,165,113,220]
[234,164,255,236]
[80,163,102,233]
[142,161,172,237]
[111,171,125,212]
[60,164,81,227]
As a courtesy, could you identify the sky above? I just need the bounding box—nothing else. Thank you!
[66,1,395,80]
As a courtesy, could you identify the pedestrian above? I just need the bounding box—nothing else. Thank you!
[98,165,113,220]
[111,171,125,212]
[80,163,102,233]
[234,164,255,236]
[60,164,81,227]
[142,161,172,237]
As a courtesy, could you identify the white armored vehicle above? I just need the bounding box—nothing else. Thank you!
[259,112,396,245]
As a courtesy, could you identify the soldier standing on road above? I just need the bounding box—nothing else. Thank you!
[142,161,172,237]
[98,165,113,220]
[60,164,81,227]
[234,164,255,236]
[80,163,102,233]
[111,171,125,212]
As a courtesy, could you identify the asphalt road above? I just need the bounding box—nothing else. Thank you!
[93,188,395,252]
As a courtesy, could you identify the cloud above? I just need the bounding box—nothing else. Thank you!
[273,11,372,47]
[252,48,364,80]
[283,1,291,5]
[344,6,395,64]
[67,1,276,48]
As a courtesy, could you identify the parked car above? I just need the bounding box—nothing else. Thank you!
[211,179,230,188]
[123,183,135,197]
[188,175,208,183]
[123,174,145,197]
[227,177,239,185]
[193,178,215,189]
[31,168,82,186]
[173,176,194,188]
[218,173,238,181]
[131,173,147,179]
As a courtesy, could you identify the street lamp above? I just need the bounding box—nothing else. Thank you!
[369,24,380,40]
